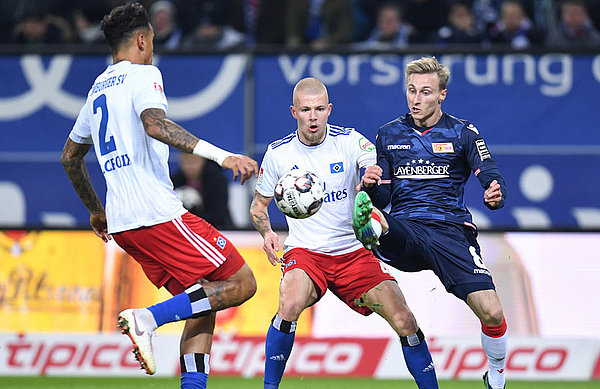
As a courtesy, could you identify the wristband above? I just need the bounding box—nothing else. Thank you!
[192,139,234,166]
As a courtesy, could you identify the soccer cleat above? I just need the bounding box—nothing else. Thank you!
[353,191,380,250]
[118,309,157,375]
[483,371,506,389]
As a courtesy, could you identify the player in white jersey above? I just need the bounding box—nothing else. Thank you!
[250,77,439,389]
[61,4,258,388]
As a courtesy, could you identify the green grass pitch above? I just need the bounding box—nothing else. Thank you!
[1,377,600,388]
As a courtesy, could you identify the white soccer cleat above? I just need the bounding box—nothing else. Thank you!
[117,308,157,375]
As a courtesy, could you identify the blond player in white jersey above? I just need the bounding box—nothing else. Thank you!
[250,77,439,389]
[61,4,258,388]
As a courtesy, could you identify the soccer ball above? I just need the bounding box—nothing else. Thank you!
[274,170,324,219]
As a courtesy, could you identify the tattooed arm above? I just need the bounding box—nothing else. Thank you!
[61,138,110,242]
[140,108,258,184]
[250,191,281,265]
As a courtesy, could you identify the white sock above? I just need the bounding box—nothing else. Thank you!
[371,217,382,237]
[481,332,507,388]
[139,308,158,332]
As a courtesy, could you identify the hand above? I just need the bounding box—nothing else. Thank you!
[90,211,111,242]
[222,155,259,185]
[263,231,281,266]
[484,180,502,208]
[356,165,382,191]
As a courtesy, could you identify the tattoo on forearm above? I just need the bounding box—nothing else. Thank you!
[61,140,103,213]
[250,196,272,237]
[141,108,199,152]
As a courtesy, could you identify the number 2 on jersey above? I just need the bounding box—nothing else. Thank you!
[93,94,116,156]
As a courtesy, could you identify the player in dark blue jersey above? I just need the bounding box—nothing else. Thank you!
[353,57,507,389]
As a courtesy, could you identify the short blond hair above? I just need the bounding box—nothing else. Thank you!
[292,77,329,106]
[405,56,450,90]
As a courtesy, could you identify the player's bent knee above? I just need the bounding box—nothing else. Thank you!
[483,307,504,325]
[278,297,305,321]
[229,264,257,303]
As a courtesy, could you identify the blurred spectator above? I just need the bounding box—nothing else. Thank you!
[71,5,107,44]
[0,0,21,43]
[230,0,287,45]
[354,2,413,49]
[403,0,450,43]
[150,0,182,49]
[545,0,600,46]
[179,0,246,49]
[12,11,73,45]
[487,0,544,48]
[433,1,484,45]
[472,0,501,33]
[588,0,600,31]
[286,0,354,49]
[171,153,233,229]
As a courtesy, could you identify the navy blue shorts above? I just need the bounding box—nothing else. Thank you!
[375,215,495,301]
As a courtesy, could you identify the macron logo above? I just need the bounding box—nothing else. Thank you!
[269,354,287,361]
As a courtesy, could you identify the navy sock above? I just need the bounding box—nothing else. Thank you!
[181,372,208,389]
[147,284,210,327]
[180,353,210,389]
[400,329,438,389]
[264,315,296,388]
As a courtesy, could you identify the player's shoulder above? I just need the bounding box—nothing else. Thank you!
[129,63,162,78]
[379,114,410,134]
[443,113,480,137]
[327,123,355,137]
[268,131,298,151]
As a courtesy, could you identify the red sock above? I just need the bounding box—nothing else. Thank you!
[481,317,507,338]
[371,211,381,224]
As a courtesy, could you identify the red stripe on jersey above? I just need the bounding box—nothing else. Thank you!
[474,168,481,176]
[379,180,391,184]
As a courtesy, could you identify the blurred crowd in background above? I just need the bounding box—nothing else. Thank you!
[1,0,599,51]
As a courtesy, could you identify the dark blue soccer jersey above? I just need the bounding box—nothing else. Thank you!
[366,113,506,226]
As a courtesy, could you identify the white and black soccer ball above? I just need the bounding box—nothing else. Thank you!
[274,170,324,219]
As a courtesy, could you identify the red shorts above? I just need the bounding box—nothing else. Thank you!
[113,212,245,295]
[282,247,395,316]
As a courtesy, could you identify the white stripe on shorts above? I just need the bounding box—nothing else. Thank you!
[176,216,226,264]
[172,218,223,267]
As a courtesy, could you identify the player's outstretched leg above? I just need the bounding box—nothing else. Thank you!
[117,308,158,374]
[353,191,380,250]
[118,283,212,374]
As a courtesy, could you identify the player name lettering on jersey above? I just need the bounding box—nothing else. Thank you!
[91,74,127,95]
[102,153,131,174]
[394,162,450,179]
[322,181,348,203]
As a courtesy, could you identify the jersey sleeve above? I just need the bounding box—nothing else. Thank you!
[255,146,279,198]
[461,122,507,209]
[364,131,392,208]
[132,65,169,117]
[69,104,93,144]
[351,130,377,169]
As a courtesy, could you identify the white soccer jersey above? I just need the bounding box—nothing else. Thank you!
[69,61,185,234]
[256,124,376,255]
